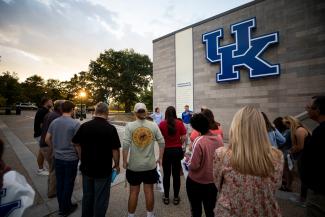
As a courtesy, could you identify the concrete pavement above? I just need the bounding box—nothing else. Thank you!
[0,111,305,217]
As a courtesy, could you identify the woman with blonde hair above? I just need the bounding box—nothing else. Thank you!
[282,116,311,204]
[282,116,311,158]
[213,106,283,217]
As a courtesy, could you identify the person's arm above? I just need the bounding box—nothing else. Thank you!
[179,121,187,145]
[122,149,128,169]
[155,125,165,166]
[122,124,131,169]
[188,143,203,171]
[158,147,164,167]
[111,126,121,173]
[112,149,120,173]
[34,111,41,136]
[274,129,286,145]
[45,132,53,157]
[213,148,225,190]
[180,135,187,146]
[74,144,81,159]
[72,124,83,159]
[271,150,284,190]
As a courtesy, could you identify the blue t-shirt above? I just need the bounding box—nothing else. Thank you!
[182,110,193,124]
[151,112,163,125]
[48,116,80,161]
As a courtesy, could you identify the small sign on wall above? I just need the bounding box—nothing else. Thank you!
[177,82,191,87]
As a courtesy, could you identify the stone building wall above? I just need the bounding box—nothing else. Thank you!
[153,0,325,138]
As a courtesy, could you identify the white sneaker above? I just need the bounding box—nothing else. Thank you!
[147,212,155,217]
[37,169,49,176]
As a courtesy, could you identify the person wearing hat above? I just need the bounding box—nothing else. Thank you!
[122,103,165,217]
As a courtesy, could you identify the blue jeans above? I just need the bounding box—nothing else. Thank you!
[82,174,112,217]
[55,158,78,213]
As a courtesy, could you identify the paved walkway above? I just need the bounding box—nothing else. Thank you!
[0,111,305,217]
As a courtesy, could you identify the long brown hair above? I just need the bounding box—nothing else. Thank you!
[261,112,275,132]
[165,106,177,135]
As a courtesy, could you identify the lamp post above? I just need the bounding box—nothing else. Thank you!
[79,90,86,121]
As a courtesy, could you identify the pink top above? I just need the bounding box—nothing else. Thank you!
[213,147,284,217]
[190,128,223,142]
[188,133,223,184]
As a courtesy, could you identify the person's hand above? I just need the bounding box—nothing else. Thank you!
[156,158,162,167]
[114,166,120,174]
[123,162,128,170]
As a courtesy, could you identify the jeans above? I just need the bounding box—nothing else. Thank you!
[82,175,112,217]
[162,148,183,198]
[186,177,217,217]
[55,158,78,213]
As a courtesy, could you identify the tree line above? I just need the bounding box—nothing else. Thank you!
[0,49,153,112]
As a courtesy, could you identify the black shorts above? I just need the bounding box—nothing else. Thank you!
[126,168,159,186]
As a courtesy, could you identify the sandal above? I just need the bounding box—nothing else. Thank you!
[173,197,180,205]
[163,197,169,205]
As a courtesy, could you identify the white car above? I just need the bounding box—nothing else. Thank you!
[16,103,38,110]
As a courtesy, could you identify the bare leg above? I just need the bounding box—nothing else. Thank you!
[143,184,154,212]
[128,185,140,213]
[37,149,45,169]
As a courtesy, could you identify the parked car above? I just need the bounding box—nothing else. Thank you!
[16,102,38,110]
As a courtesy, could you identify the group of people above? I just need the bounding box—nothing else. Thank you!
[129,97,324,217]
[1,95,324,217]
[32,99,121,217]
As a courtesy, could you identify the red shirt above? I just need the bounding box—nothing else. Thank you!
[159,119,186,148]
[190,128,223,142]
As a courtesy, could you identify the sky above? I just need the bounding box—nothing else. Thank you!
[0,0,251,82]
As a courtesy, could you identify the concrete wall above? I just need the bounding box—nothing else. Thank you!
[153,36,176,115]
[153,0,325,138]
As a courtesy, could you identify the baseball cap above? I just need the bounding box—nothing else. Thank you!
[134,103,147,113]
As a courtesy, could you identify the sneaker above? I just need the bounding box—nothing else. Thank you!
[37,169,49,176]
[147,212,156,217]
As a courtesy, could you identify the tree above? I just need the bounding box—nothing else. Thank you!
[45,79,64,100]
[0,71,22,105]
[21,75,46,105]
[139,86,153,112]
[0,94,6,107]
[89,49,153,112]
[61,71,93,105]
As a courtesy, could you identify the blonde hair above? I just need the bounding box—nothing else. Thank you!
[229,106,280,177]
[282,116,310,147]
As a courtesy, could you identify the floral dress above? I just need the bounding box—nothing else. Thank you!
[213,147,284,217]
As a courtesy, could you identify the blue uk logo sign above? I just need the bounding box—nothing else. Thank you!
[202,18,280,82]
